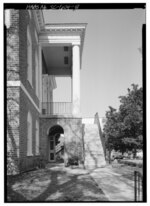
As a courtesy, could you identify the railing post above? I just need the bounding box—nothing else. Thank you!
[134,171,137,201]
[134,171,143,202]
[142,175,143,201]
[138,173,140,201]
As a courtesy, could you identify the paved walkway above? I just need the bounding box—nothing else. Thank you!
[89,165,135,201]
[7,163,136,202]
[7,163,108,202]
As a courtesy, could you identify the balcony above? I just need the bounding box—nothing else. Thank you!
[42,102,72,115]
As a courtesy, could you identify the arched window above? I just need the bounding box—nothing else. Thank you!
[27,25,32,86]
[27,111,32,156]
[35,120,39,155]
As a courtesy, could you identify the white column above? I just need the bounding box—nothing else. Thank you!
[72,44,80,116]
[5,9,11,29]
[38,45,42,113]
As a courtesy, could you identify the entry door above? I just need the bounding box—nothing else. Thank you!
[49,135,55,162]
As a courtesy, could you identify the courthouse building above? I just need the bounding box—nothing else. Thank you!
[6,9,106,175]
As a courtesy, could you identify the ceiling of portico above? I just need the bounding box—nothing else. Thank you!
[42,46,72,76]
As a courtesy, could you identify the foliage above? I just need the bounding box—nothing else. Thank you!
[103,84,143,158]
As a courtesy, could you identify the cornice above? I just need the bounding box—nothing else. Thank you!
[32,10,87,69]
[40,23,87,66]
[44,23,87,32]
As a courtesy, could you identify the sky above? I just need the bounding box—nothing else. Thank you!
[43,8,145,118]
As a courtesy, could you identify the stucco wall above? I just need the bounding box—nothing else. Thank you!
[40,117,83,163]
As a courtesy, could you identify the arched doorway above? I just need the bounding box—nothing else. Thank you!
[48,125,64,162]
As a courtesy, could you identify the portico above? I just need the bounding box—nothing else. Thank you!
[37,23,87,163]
[38,24,87,117]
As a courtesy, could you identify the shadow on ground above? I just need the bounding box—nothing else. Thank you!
[6,163,108,202]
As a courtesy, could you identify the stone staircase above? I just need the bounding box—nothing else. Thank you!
[83,123,106,169]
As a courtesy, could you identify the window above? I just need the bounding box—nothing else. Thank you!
[27,111,33,156]
[64,56,69,65]
[35,120,39,155]
[35,51,39,96]
[27,26,32,86]
[64,46,69,52]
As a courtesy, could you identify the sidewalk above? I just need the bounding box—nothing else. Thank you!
[7,163,136,202]
[89,165,135,201]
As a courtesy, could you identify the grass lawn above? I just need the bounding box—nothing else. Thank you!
[111,162,143,181]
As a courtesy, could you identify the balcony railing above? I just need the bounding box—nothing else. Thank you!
[42,102,72,115]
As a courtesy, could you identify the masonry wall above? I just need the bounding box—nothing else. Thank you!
[7,9,19,81]
[7,9,20,175]
[19,88,40,172]
[40,117,84,163]
[18,10,41,172]
[19,10,39,107]
[7,87,20,175]
[7,9,41,174]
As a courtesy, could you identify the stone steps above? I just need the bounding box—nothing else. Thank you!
[83,123,106,169]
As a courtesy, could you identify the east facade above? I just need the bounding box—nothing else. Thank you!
[6,9,105,175]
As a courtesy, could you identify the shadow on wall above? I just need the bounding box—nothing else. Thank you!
[94,113,106,158]
[7,89,44,175]
[45,118,83,166]
[82,124,98,168]
[64,120,83,165]
[82,123,106,169]
[7,89,20,175]
[7,25,19,81]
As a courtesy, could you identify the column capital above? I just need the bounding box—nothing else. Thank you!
[72,41,81,46]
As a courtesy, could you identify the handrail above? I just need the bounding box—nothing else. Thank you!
[55,141,64,153]
[94,112,106,158]
[42,102,72,115]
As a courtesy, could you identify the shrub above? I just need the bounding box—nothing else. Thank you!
[68,156,79,166]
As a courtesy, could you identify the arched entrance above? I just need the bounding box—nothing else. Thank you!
[48,125,64,162]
